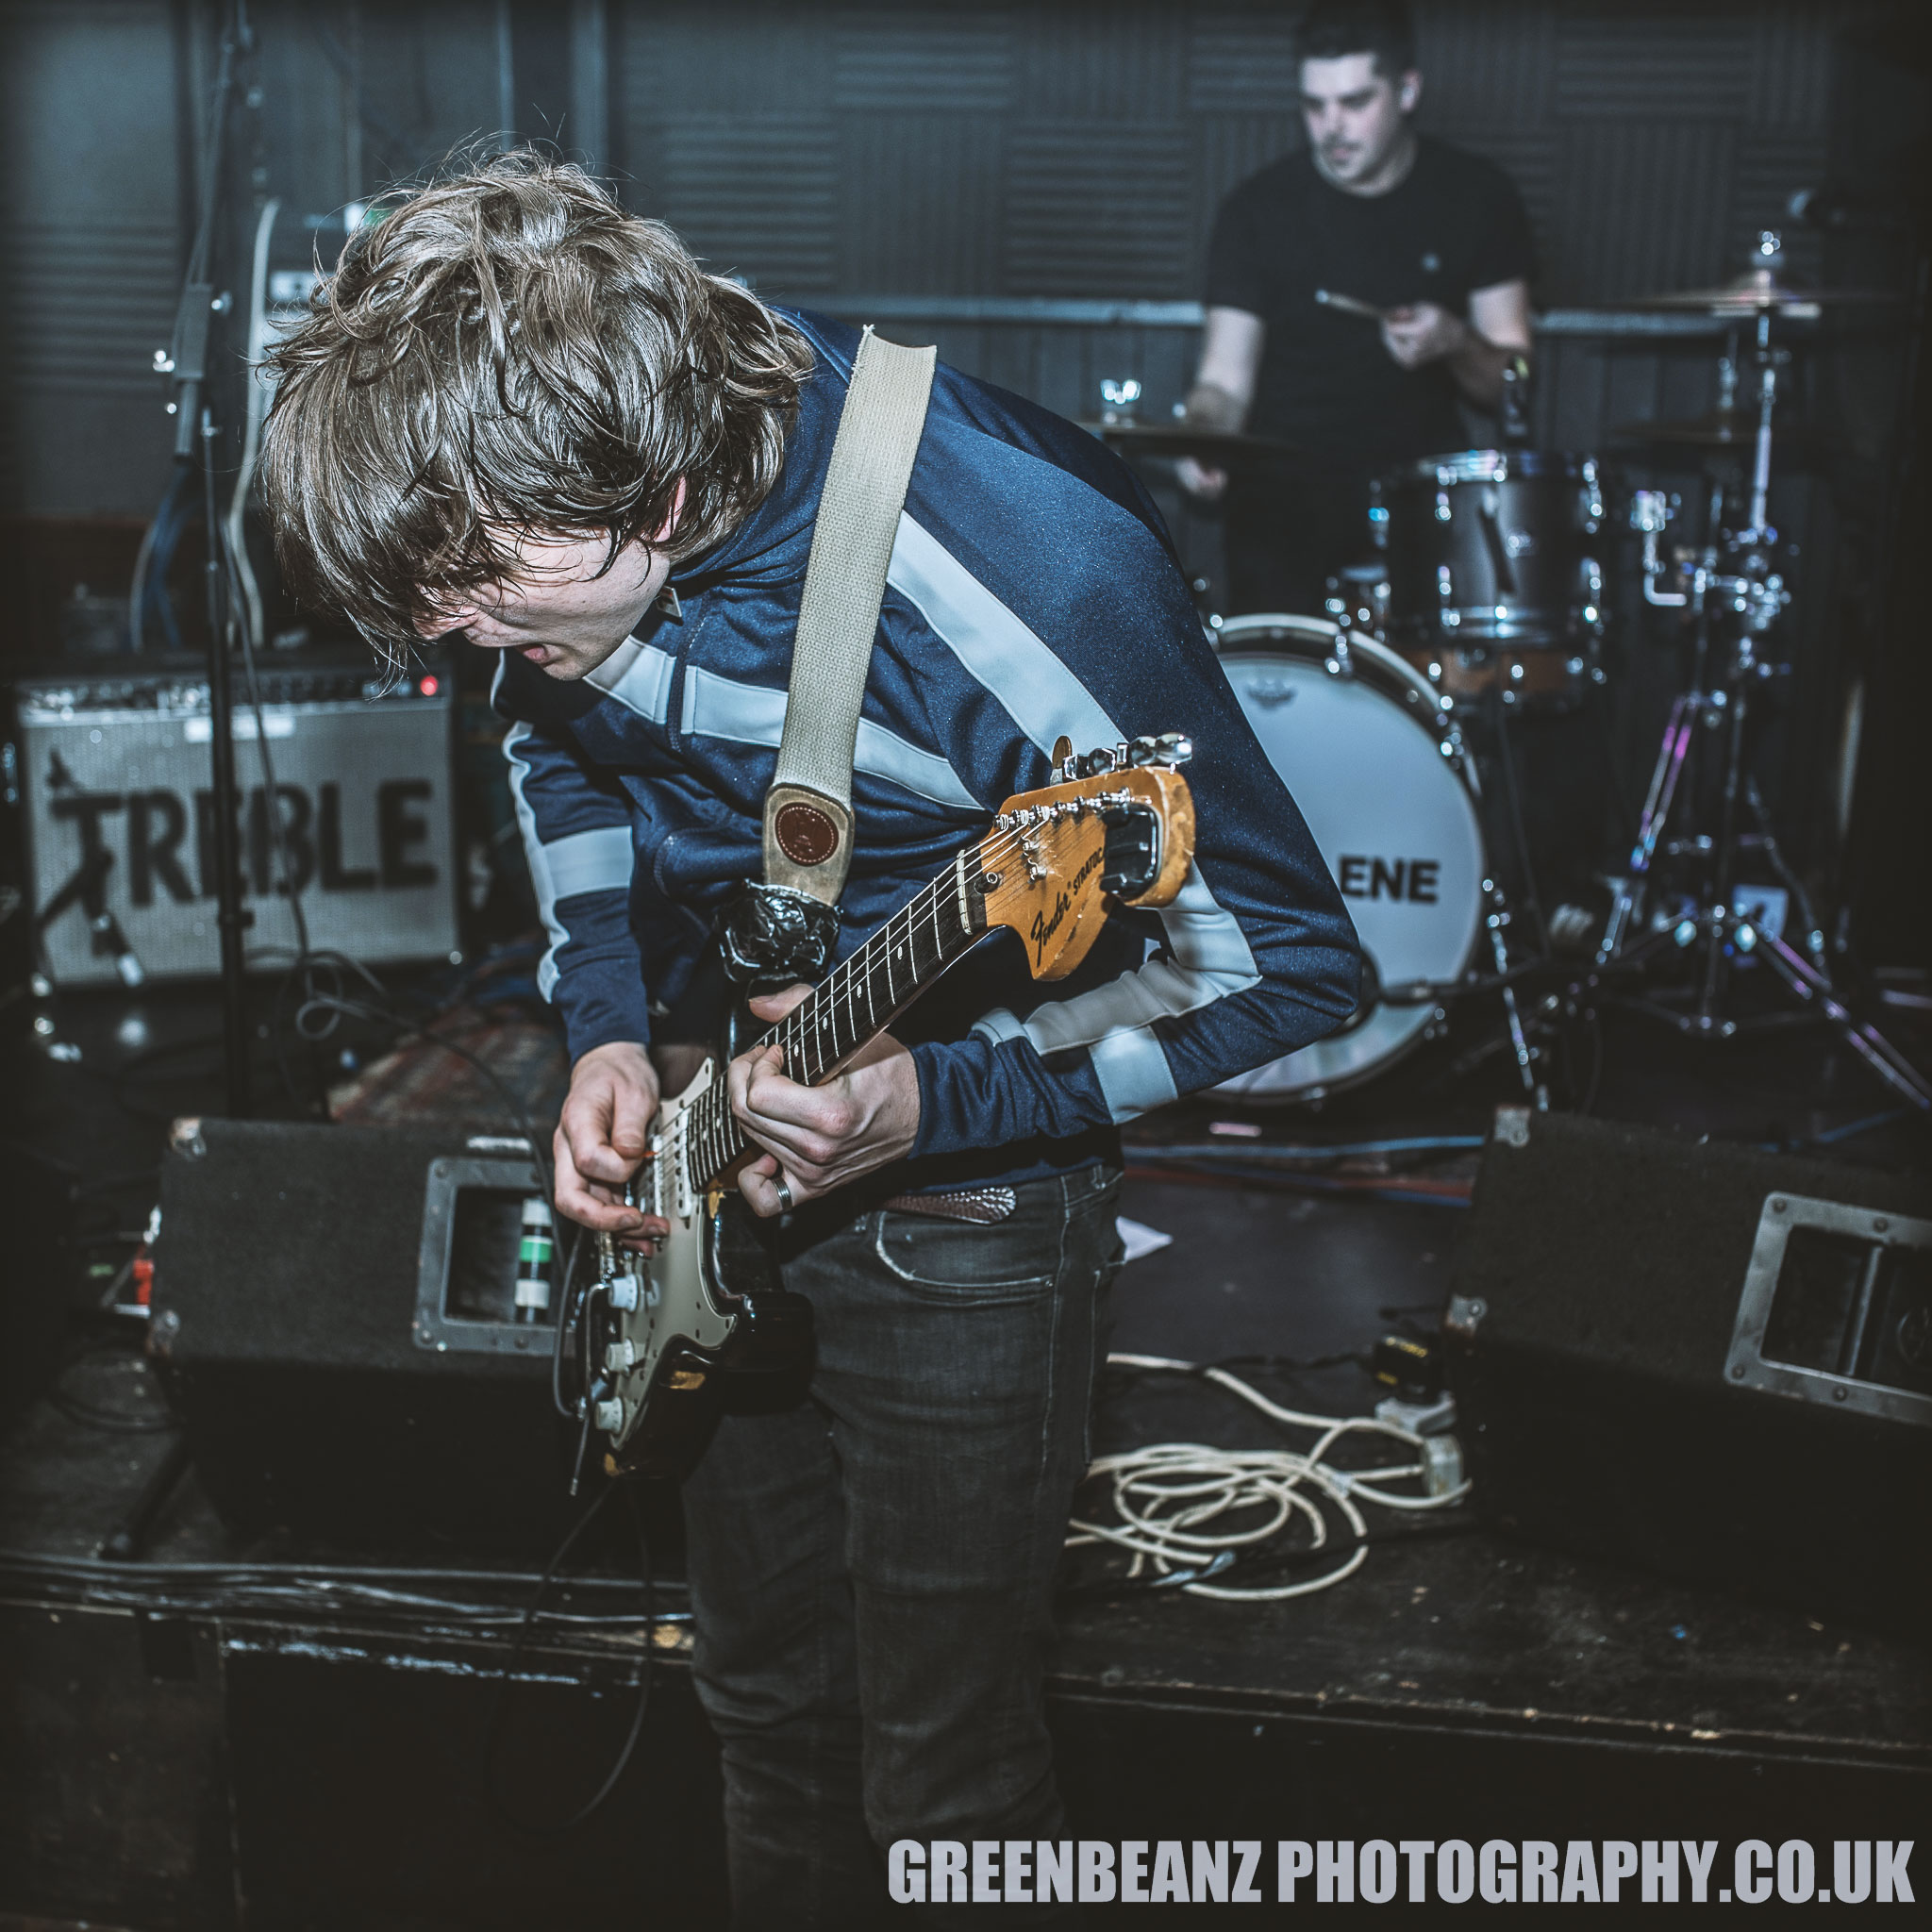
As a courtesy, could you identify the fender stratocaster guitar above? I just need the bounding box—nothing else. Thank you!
[584,734,1195,1476]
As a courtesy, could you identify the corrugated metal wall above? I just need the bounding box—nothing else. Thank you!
[0,0,1861,515]
[0,0,187,517]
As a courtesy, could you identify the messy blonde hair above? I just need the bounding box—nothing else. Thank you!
[261,149,812,667]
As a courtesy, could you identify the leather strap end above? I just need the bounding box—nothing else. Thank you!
[762,782,855,904]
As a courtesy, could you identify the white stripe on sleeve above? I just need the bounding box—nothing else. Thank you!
[502,720,566,999]
[590,634,980,811]
[887,512,1115,758]
[545,825,634,902]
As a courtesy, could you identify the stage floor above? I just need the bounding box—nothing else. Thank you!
[2,979,1927,1927]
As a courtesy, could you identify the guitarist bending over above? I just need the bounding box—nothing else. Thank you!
[262,153,1357,1927]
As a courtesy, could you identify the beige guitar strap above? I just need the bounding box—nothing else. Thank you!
[761,325,937,905]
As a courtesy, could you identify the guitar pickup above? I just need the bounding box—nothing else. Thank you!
[1100,801,1161,896]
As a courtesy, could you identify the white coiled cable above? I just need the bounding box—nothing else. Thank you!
[1067,1353,1471,1602]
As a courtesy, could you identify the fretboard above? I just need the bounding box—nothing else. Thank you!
[678,845,991,1192]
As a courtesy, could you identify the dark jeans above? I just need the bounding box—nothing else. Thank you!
[682,1164,1125,1928]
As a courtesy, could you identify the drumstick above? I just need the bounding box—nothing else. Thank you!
[1314,288,1393,323]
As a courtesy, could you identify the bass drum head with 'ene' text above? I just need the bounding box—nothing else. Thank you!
[1215,614,1487,1100]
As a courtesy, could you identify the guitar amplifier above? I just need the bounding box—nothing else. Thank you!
[149,1118,596,1556]
[9,650,458,985]
[1443,1108,1932,1635]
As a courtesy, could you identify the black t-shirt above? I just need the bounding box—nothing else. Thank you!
[1206,137,1534,466]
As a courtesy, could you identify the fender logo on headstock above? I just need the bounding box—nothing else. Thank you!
[1029,846,1105,964]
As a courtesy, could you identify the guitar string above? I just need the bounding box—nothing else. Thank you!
[758,814,1041,1081]
[678,766,1156,1190]
[676,810,1088,1190]
[703,806,1108,1164]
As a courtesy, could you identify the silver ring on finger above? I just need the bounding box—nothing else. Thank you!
[774,1177,793,1213]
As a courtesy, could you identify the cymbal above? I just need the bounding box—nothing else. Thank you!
[1617,267,1895,315]
[1079,420,1302,461]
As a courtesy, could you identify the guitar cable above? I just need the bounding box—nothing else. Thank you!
[482,1478,658,1836]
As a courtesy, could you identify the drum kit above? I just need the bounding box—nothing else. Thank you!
[1088,233,1931,1113]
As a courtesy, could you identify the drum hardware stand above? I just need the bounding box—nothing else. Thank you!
[1589,298,1932,1112]
[1402,874,1549,1104]
[1481,688,1551,960]
[1481,876,1547,1103]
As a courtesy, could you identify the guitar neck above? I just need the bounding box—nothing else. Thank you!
[681,846,992,1192]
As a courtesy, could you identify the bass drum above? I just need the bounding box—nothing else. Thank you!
[1214,614,1489,1101]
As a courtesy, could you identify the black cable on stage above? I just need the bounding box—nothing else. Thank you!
[483,1480,657,1836]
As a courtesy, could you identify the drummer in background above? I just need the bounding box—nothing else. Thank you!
[1180,0,1536,616]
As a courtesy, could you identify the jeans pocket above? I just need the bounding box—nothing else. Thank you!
[872,1207,1058,1304]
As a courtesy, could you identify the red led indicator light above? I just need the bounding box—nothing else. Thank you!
[418,675,440,696]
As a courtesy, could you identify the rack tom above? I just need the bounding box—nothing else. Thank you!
[1373,449,1605,710]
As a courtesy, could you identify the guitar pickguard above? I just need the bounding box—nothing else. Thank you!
[598,1058,738,1453]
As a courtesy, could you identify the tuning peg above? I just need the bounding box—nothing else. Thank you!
[1125,733,1192,768]
[1074,745,1121,778]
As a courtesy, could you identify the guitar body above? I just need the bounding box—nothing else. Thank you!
[590,734,1197,1478]
[602,1057,815,1478]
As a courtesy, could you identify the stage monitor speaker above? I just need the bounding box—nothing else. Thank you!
[1443,1108,1930,1636]
[151,1119,594,1557]
[11,651,457,986]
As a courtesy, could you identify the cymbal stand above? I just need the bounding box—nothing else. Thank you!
[1591,310,1931,1111]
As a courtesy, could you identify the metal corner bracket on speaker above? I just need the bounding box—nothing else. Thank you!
[413,1155,549,1355]
[1724,1193,1932,1426]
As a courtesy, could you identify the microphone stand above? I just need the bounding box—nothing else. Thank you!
[159,8,252,1115]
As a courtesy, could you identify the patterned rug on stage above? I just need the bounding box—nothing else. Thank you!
[327,1004,570,1131]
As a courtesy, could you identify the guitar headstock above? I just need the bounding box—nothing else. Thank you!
[974,735,1197,982]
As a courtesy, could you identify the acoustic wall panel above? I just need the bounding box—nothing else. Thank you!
[1749,3,1837,128]
[620,0,836,118]
[0,0,1863,523]
[1552,121,1740,304]
[1413,1,1558,132]
[1,223,179,395]
[1554,18,1759,122]
[1019,3,1189,124]
[1185,12,1301,115]
[608,1,1844,321]
[833,12,1014,113]
[838,114,1004,295]
[352,8,506,183]
[1004,125,1194,298]
[655,116,841,293]
[0,0,182,514]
